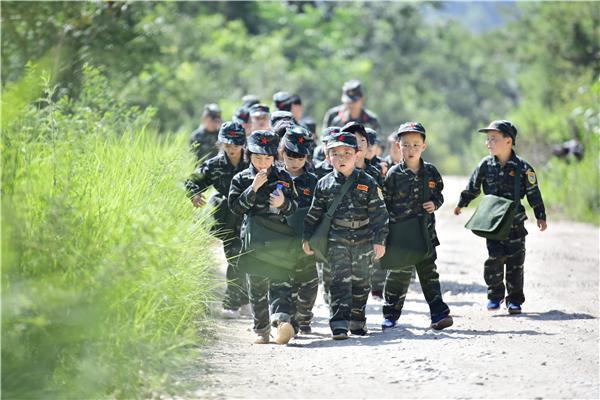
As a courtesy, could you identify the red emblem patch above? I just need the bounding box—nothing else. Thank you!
[356,184,369,192]
[277,181,290,188]
[260,137,268,145]
[303,188,311,196]
[428,180,436,189]
[298,137,304,144]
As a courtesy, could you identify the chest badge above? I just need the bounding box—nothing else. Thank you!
[277,180,290,188]
[428,180,436,189]
[356,184,369,192]
[303,188,312,196]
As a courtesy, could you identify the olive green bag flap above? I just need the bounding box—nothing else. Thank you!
[308,175,356,262]
[286,206,311,238]
[238,215,299,278]
[380,216,433,270]
[464,160,521,241]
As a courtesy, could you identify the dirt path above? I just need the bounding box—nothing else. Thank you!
[190,176,599,399]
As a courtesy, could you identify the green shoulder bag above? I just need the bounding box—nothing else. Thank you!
[464,160,521,240]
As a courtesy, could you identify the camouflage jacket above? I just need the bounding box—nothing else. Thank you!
[290,168,319,209]
[322,105,381,132]
[383,159,444,246]
[360,161,384,188]
[185,152,248,198]
[228,164,297,220]
[314,159,334,180]
[190,125,219,162]
[303,168,389,246]
[312,144,326,163]
[458,151,546,223]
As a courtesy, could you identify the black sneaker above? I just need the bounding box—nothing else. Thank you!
[350,327,369,336]
[332,329,348,340]
[299,325,312,334]
[507,303,522,315]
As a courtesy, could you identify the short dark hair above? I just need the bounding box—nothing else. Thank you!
[284,148,306,159]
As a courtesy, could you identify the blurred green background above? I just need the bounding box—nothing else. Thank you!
[2,1,598,398]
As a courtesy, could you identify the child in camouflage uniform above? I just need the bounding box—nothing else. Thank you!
[185,121,250,319]
[381,122,453,331]
[280,126,320,334]
[455,120,547,314]
[303,132,389,340]
[228,130,298,344]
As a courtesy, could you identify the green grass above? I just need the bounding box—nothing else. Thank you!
[2,66,218,398]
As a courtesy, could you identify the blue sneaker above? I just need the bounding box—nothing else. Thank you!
[487,299,503,311]
[507,303,522,315]
[381,319,397,331]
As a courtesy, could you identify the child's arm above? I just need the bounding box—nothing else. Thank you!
[276,180,298,217]
[523,163,547,231]
[424,166,444,214]
[185,161,213,207]
[228,173,258,216]
[302,185,327,253]
[454,161,486,215]
[368,181,390,259]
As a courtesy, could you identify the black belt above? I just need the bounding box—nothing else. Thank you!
[332,218,370,229]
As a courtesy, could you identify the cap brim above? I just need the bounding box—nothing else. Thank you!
[341,94,361,104]
[219,138,245,145]
[284,142,310,155]
[397,129,425,137]
[477,128,499,133]
[247,144,277,155]
[326,141,357,150]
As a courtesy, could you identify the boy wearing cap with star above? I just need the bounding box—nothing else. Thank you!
[454,120,547,314]
[280,126,320,334]
[381,122,453,331]
[185,121,250,319]
[302,132,389,340]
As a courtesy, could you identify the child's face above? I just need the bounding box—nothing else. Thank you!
[485,131,512,157]
[355,134,369,155]
[399,132,426,162]
[282,152,307,174]
[328,146,358,176]
[251,115,270,131]
[223,143,243,159]
[250,153,274,171]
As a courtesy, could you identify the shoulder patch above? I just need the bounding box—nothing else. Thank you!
[527,170,536,185]
[428,179,436,189]
[356,184,369,192]
[277,180,290,188]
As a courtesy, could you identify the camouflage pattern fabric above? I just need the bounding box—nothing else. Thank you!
[189,125,220,161]
[322,105,381,132]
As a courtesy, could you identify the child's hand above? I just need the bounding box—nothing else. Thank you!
[192,194,205,208]
[537,219,547,231]
[252,169,269,192]
[302,241,314,255]
[454,207,462,215]
[373,244,385,260]
[269,188,284,209]
[423,201,436,214]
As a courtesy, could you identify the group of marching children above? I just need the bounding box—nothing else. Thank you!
[186,85,547,344]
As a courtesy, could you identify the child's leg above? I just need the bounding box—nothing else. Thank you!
[222,237,248,310]
[247,274,271,335]
[318,261,333,304]
[349,243,373,332]
[383,267,413,322]
[328,243,353,333]
[414,253,450,318]
[294,256,319,329]
[484,239,507,302]
[370,261,387,297]
[269,277,298,331]
[505,233,526,305]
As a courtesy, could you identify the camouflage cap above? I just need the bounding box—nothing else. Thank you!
[273,91,292,111]
[242,94,260,108]
[321,126,341,143]
[233,107,250,124]
[284,125,311,155]
[202,103,222,119]
[272,119,296,138]
[326,131,358,150]
[396,121,426,140]
[290,94,302,105]
[478,120,518,144]
[218,121,246,146]
[341,121,369,143]
[249,103,270,117]
[365,127,378,146]
[247,130,279,155]
[270,110,294,127]
[341,79,363,103]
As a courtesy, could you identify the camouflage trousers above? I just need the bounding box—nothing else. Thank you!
[290,255,319,328]
[222,237,249,311]
[320,260,385,301]
[370,261,387,295]
[383,251,450,321]
[485,224,527,305]
[327,241,373,333]
[247,274,297,335]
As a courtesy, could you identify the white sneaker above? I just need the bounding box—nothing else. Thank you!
[221,308,240,319]
[274,322,295,345]
[239,304,252,318]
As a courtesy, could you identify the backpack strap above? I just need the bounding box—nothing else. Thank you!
[325,171,357,218]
